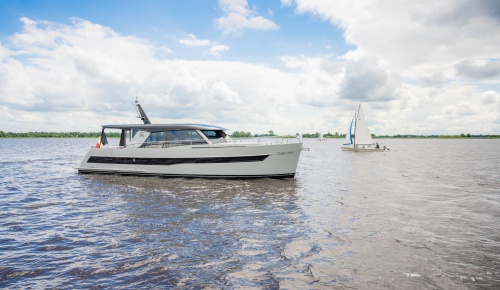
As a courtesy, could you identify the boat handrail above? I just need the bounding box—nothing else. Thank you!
[136,140,205,148]
[227,136,302,145]
[99,136,302,149]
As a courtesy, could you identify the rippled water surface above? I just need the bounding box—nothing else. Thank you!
[1,138,499,289]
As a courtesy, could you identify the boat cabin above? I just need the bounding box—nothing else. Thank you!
[98,124,229,148]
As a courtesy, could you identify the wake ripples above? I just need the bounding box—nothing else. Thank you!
[1,138,499,288]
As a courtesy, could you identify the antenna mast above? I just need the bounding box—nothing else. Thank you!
[134,97,152,124]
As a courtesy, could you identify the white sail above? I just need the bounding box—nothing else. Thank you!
[354,104,374,145]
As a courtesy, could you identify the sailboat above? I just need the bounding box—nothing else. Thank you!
[342,104,386,152]
[318,131,326,141]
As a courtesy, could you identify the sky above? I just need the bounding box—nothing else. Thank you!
[0,0,499,135]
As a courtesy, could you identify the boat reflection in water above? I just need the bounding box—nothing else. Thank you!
[77,100,303,178]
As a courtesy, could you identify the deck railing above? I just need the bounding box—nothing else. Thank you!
[226,136,302,145]
[102,136,302,149]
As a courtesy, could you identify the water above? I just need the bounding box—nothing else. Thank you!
[1,138,499,289]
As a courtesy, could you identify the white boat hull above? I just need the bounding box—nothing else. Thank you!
[77,142,303,178]
[341,146,384,152]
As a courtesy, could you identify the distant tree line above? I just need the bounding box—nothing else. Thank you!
[301,132,344,138]
[1,130,498,139]
[230,131,253,138]
[0,131,121,138]
[377,134,500,139]
[231,130,278,138]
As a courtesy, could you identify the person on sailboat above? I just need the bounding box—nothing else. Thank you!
[376,143,379,148]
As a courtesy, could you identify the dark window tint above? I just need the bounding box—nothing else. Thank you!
[201,130,226,139]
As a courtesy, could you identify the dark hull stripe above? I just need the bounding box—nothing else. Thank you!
[78,169,294,179]
[86,154,269,166]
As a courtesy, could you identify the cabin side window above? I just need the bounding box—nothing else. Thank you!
[144,130,207,146]
[165,130,204,142]
[144,131,167,144]
[201,130,227,144]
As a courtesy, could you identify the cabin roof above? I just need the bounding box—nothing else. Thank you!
[101,123,228,131]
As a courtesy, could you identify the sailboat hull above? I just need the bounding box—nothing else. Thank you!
[341,146,384,152]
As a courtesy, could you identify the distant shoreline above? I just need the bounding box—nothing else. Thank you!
[0,131,499,139]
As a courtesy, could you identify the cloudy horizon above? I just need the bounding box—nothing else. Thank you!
[0,0,499,135]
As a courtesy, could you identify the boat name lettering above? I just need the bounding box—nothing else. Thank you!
[277,151,294,155]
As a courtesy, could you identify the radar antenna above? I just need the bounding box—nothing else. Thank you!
[134,97,152,124]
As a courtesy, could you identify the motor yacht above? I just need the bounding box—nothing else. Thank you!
[76,100,303,178]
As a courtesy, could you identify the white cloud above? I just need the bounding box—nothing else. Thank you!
[179,34,229,56]
[179,34,214,47]
[0,42,10,60]
[279,54,343,107]
[454,59,500,79]
[339,56,401,102]
[209,44,229,56]
[282,0,500,134]
[215,0,279,36]
[1,17,162,114]
[0,18,301,134]
[280,54,341,73]
[290,0,500,78]
[419,72,447,87]
[209,81,241,105]
[482,90,499,105]
[1,10,499,135]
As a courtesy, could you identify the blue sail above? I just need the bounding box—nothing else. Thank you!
[343,116,354,145]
